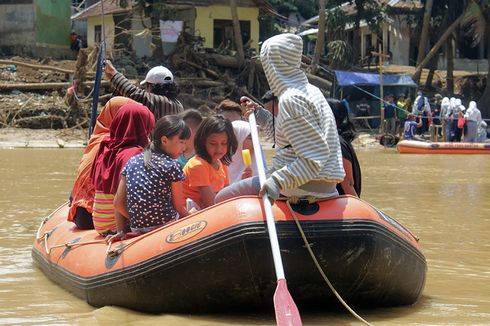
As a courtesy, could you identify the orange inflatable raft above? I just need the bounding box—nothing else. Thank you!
[397,140,490,154]
[32,196,426,313]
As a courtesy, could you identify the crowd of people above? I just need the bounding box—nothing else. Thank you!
[67,33,364,241]
[353,91,488,143]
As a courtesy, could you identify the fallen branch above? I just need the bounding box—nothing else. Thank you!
[0,59,74,74]
[0,80,109,91]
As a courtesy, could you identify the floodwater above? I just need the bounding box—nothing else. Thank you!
[0,148,489,325]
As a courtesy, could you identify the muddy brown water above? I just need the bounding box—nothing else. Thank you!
[0,148,489,325]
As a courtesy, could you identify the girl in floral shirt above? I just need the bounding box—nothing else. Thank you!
[110,115,191,240]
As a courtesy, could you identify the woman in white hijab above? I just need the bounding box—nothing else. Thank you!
[450,98,465,142]
[228,120,258,183]
[440,97,451,141]
[464,101,482,142]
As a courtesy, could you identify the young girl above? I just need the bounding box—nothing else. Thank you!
[182,115,237,209]
[177,109,203,168]
[91,103,155,236]
[110,115,191,240]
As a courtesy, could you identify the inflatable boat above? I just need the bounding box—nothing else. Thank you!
[397,140,490,154]
[32,196,426,313]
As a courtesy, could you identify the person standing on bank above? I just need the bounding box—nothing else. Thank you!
[104,61,183,121]
[464,101,482,142]
[216,33,344,202]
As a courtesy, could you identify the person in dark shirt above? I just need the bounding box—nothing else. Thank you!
[327,99,361,197]
[384,94,397,136]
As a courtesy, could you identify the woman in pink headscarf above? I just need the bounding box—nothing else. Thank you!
[68,97,137,229]
[90,103,154,236]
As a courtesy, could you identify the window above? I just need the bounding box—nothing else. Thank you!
[213,20,251,50]
[94,25,101,43]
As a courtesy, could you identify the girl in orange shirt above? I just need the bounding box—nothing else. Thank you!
[182,115,237,209]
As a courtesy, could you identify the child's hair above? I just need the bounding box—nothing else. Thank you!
[148,82,180,99]
[194,115,237,165]
[327,98,357,143]
[216,99,242,115]
[144,115,191,168]
[180,109,203,127]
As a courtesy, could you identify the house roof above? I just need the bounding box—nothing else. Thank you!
[72,0,131,21]
[72,0,281,20]
[301,0,423,27]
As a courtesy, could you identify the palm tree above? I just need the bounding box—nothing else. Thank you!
[461,0,490,117]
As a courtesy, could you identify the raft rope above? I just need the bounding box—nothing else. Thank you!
[285,198,373,326]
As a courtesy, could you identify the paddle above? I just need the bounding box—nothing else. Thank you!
[247,113,302,326]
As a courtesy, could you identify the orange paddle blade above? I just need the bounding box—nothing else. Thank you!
[274,279,302,326]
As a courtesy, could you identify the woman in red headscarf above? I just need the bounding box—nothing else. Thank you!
[68,97,138,229]
[90,103,154,236]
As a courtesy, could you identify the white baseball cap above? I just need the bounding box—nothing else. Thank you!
[140,66,174,85]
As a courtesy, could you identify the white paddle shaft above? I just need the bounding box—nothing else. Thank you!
[248,113,285,280]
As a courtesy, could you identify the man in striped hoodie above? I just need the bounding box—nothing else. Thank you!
[216,33,344,201]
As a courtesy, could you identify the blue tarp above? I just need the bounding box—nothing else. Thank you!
[335,70,417,87]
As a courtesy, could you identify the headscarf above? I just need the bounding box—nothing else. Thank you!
[455,98,464,113]
[228,120,257,183]
[91,103,155,194]
[68,97,137,221]
[468,101,477,111]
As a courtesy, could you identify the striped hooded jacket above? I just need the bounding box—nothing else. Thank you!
[260,33,345,190]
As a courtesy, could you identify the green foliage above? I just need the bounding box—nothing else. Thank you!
[326,40,353,69]
[324,7,348,42]
[462,0,489,45]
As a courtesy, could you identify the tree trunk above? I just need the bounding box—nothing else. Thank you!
[446,36,454,96]
[424,52,438,88]
[415,0,434,77]
[310,0,326,74]
[230,0,245,66]
[478,28,490,118]
[353,0,364,65]
[413,13,464,82]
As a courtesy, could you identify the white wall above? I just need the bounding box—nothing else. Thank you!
[388,17,410,66]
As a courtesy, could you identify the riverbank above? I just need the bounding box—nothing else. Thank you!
[0,127,383,149]
[0,127,86,148]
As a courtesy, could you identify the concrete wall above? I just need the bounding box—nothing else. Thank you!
[0,3,35,55]
[195,5,259,50]
[388,17,410,66]
[0,1,73,58]
[358,16,411,67]
[437,56,489,73]
[86,15,116,57]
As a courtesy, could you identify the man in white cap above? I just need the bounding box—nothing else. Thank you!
[104,61,183,120]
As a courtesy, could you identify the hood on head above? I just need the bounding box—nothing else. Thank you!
[441,97,450,107]
[468,101,477,111]
[455,98,462,106]
[260,33,308,96]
